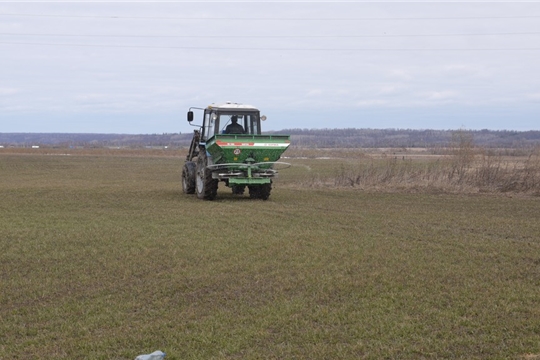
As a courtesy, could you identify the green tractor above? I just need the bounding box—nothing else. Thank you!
[182,102,290,200]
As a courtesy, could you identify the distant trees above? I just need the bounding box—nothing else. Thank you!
[269,128,540,149]
[0,133,192,148]
[1,129,540,149]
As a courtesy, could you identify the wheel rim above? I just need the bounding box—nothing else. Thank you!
[196,168,204,193]
[182,172,187,190]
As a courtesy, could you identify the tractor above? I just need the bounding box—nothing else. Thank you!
[182,102,290,200]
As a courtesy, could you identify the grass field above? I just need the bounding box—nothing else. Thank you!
[1,149,539,359]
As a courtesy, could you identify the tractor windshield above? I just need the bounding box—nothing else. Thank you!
[220,113,260,135]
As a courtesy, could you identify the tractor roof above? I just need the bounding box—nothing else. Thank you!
[207,102,259,112]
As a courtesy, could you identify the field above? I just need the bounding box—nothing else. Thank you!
[1,148,540,359]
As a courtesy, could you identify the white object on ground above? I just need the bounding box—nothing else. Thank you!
[135,350,166,360]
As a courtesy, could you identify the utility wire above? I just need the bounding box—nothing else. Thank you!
[1,32,540,38]
[1,41,539,51]
[1,13,540,20]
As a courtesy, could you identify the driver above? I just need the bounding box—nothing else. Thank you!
[225,115,245,134]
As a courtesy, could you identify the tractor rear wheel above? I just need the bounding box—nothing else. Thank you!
[182,161,196,194]
[249,182,272,200]
[196,154,218,200]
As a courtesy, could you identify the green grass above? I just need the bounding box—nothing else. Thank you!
[1,152,540,359]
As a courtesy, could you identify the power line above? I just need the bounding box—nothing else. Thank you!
[1,13,540,21]
[1,41,539,51]
[1,32,540,39]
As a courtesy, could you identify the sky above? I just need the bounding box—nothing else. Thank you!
[1,1,540,134]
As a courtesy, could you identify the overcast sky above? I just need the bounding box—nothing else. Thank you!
[1,2,539,134]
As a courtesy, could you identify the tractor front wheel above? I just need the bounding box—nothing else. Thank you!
[182,161,196,194]
[196,154,218,200]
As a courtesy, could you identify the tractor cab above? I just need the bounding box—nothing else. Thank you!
[188,102,264,142]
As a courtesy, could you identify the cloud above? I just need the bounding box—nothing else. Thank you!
[425,91,458,101]
[442,64,491,79]
[355,99,388,107]
[0,87,21,95]
[376,85,407,96]
[387,69,413,81]
[305,89,323,97]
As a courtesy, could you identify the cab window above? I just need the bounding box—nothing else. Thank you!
[204,112,218,140]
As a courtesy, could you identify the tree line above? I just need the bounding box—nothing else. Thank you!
[272,128,540,148]
[1,129,539,149]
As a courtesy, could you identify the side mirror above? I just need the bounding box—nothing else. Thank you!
[187,111,194,122]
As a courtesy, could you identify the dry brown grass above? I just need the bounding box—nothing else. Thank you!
[522,355,540,360]
[285,145,540,195]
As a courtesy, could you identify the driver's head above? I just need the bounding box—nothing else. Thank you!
[231,115,238,123]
